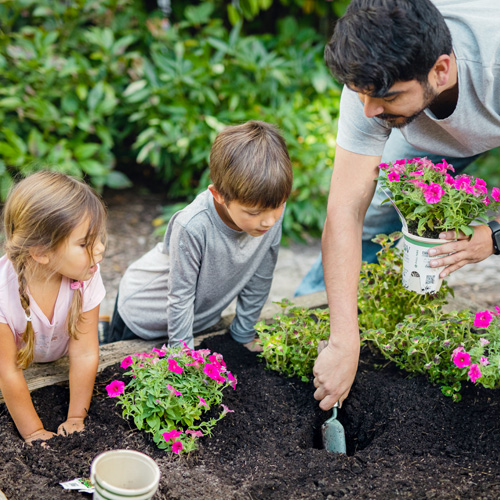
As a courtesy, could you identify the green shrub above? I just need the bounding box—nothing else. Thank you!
[0,0,143,194]
[256,299,330,382]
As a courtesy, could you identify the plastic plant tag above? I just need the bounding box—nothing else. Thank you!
[380,187,408,232]
[60,478,94,494]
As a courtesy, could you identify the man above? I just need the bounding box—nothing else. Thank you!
[312,0,500,411]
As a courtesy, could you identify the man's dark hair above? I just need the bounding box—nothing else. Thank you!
[325,0,452,96]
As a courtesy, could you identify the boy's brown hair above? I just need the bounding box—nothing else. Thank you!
[209,121,293,208]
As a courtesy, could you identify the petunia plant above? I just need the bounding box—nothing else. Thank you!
[362,302,500,401]
[377,157,500,238]
[255,299,330,382]
[106,343,236,454]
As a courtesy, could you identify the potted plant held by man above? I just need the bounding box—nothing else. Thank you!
[377,157,500,294]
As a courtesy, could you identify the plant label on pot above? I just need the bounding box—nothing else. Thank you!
[401,228,450,294]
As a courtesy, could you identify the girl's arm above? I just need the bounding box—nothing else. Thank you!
[58,305,99,435]
[0,323,56,442]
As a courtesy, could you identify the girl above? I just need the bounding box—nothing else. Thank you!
[0,171,106,444]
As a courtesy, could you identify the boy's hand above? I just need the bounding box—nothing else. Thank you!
[57,417,85,436]
[25,428,57,445]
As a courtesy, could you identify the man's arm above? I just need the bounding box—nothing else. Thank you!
[313,146,381,411]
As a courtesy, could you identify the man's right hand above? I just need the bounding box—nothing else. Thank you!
[313,337,360,410]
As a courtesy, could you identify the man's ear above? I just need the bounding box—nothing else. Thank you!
[208,184,226,205]
[431,54,452,87]
[28,247,50,265]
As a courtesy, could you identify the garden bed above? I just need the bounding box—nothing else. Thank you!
[1,328,500,499]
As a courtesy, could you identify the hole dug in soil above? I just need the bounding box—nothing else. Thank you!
[1,332,500,500]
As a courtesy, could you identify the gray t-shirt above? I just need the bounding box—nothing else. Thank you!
[336,0,500,158]
[117,189,282,347]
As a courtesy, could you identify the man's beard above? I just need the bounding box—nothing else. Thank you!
[379,82,439,129]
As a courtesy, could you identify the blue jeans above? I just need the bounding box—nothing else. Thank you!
[294,129,480,296]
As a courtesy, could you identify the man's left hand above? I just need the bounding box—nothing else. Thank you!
[428,224,494,277]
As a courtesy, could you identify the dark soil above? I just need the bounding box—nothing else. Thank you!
[2,332,500,500]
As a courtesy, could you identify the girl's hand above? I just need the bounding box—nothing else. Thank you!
[57,417,85,436]
[24,428,56,445]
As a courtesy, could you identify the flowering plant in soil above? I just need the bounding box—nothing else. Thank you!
[358,232,452,333]
[362,302,500,401]
[106,343,236,454]
[255,299,330,382]
[377,157,500,238]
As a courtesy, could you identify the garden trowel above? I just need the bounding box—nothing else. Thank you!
[322,401,346,453]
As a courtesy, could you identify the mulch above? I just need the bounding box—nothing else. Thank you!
[1,331,499,500]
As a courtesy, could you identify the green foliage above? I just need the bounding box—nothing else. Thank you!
[109,344,236,454]
[358,232,452,333]
[362,304,500,401]
[256,299,330,381]
[129,12,339,240]
[2,1,339,239]
[0,0,142,192]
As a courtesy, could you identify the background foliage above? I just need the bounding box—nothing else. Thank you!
[0,0,346,240]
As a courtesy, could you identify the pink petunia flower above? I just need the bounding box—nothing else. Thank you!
[172,441,183,454]
[453,351,471,368]
[492,187,500,202]
[387,171,400,182]
[483,196,491,206]
[106,380,125,398]
[203,363,221,380]
[221,404,234,416]
[121,356,133,369]
[168,358,184,374]
[480,356,490,366]
[480,337,490,346]
[444,174,455,185]
[152,347,166,357]
[468,364,482,383]
[185,430,204,438]
[474,310,493,329]
[162,429,183,443]
[227,372,237,389]
[378,162,390,170]
[197,396,209,408]
[492,306,500,316]
[166,384,182,396]
[423,183,445,204]
[474,178,488,195]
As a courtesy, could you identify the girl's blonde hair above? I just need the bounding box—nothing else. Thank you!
[3,171,107,368]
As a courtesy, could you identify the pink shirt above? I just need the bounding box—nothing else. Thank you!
[0,255,106,363]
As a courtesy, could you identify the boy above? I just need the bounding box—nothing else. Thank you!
[105,121,293,350]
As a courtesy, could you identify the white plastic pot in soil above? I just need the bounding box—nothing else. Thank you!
[90,449,160,500]
[401,228,451,294]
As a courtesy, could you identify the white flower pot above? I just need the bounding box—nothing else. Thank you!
[401,228,450,294]
[90,449,161,500]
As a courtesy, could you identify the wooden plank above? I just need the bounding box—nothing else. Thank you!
[1,292,328,401]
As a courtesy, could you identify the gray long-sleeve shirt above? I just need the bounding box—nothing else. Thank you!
[117,189,283,347]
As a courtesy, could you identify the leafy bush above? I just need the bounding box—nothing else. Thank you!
[129,12,339,240]
[0,0,143,194]
[358,232,452,333]
[256,299,330,381]
[106,343,236,454]
[362,304,500,401]
[2,1,339,240]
